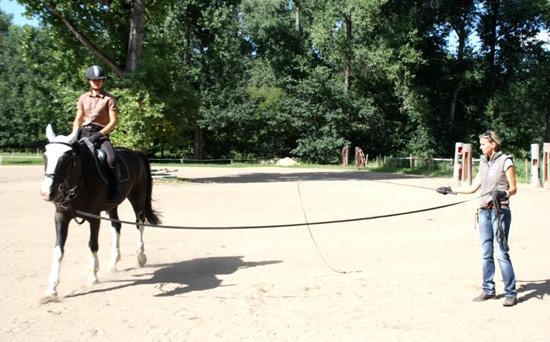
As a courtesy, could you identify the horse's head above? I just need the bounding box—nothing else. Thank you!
[40,124,83,203]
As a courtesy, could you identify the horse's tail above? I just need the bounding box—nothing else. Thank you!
[139,152,161,225]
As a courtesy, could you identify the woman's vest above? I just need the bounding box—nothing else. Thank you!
[479,151,512,207]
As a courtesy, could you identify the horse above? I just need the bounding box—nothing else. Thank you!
[39,124,160,302]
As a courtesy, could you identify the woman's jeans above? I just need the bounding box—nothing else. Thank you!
[478,208,517,297]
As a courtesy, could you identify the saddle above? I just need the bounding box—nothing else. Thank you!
[81,138,129,185]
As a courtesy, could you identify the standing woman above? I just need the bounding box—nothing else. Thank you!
[437,130,518,306]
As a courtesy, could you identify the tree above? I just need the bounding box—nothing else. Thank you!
[3,1,549,161]
[476,0,550,152]
[0,11,77,148]
[20,0,146,76]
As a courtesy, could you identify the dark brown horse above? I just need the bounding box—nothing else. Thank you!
[40,124,160,302]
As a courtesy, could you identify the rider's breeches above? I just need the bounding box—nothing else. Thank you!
[99,139,116,168]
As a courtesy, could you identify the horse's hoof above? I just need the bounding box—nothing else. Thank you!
[39,294,59,304]
[87,278,99,286]
[108,266,118,273]
[137,253,147,267]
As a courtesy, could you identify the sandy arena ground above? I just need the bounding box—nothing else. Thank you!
[0,165,549,341]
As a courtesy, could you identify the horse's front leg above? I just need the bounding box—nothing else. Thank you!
[107,208,121,272]
[42,210,70,303]
[87,217,101,285]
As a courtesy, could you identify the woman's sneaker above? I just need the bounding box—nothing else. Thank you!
[503,296,517,307]
[472,292,495,302]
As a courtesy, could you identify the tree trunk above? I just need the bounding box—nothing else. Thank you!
[486,0,499,118]
[449,18,467,136]
[450,87,459,134]
[294,1,301,33]
[193,127,205,159]
[344,13,352,92]
[487,0,498,68]
[184,19,192,64]
[125,0,145,72]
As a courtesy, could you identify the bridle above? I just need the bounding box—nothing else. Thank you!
[44,141,84,219]
[44,141,74,179]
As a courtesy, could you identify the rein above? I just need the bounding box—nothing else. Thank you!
[72,182,495,229]
[74,197,474,230]
[491,192,508,250]
[69,179,491,275]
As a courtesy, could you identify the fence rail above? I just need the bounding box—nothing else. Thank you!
[0,155,478,166]
[0,153,531,175]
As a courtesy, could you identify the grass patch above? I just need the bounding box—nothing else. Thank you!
[0,155,43,165]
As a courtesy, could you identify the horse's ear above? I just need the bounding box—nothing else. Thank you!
[45,124,56,142]
[67,129,79,144]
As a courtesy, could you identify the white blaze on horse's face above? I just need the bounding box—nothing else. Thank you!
[40,125,78,200]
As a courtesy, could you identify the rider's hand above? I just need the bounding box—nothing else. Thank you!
[89,132,103,146]
[493,190,508,200]
[436,186,453,195]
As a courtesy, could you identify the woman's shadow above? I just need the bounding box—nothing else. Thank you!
[65,256,282,299]
[517,279,550,303]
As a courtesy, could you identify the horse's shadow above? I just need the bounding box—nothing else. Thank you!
[517,279,550,303]
[65,256,281,299]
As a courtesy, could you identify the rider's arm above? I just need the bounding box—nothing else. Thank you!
[99,107,118,136]
[72,106,85,133]
[453,173,481,194]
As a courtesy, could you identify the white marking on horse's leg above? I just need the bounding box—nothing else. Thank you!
[87,251,99,285]
[136,224,147,267]
[108,227,121,272]
[45,246,63,297]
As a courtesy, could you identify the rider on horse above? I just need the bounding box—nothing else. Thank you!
[72,65,120,203]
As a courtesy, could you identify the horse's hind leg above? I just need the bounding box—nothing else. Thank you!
[129,199,147,267]
[87,218,101,285]
[107,207,122,272]
[135,212,147,267]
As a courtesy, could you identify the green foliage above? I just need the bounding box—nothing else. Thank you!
[1,1,549,163]
[0,24,67,147]
[292,134,348,164]
[109,88,165,152]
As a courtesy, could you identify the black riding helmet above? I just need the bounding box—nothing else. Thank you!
[85,65,107,80]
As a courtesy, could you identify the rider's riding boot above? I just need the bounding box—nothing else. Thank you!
[109,166,121,203]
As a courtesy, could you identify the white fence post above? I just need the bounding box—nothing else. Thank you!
[341,146,349,167]
[461,144,472,186]
[543,143,550,189]
[453,143,463,187]
[530,144,541,188]
[453,143,472,186]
